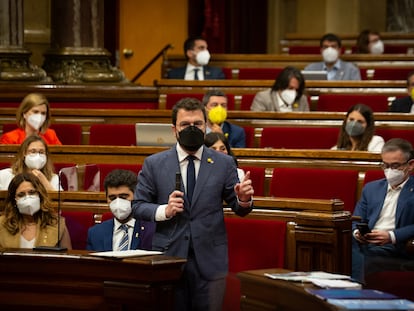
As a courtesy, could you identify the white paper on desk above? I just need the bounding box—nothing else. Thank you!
[309,278,362,289]
[264,271,351,282]
[89,250,163,258]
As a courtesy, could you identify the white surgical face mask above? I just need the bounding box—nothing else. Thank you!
[25,153,47,170]
[322,47,339,63]
[16,195,41,216]
[27,113,46,130]
[109,198,132,221]
[384,168,407,187]
[280,89,297,106]
[370,40,384,55]
[195,50,211,66]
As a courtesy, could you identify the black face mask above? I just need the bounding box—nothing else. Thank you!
[177,126,204,152]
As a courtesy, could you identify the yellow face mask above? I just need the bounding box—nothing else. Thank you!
[411,87,414,101]
[208,105,227,124]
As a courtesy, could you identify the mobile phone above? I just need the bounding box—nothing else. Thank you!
[356,222,371,235]
[175,172,182,191]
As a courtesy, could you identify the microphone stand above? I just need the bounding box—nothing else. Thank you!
[33,168,67,251]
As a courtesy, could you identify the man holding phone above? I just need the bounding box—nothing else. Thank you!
[352,138,414,283]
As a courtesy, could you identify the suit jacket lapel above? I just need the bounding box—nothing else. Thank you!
[131,222,141,249]
[104,219,115,250]
[396,176,414,220]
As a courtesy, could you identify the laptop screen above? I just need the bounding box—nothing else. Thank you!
[301,70,328,80]
[135,123,176,146]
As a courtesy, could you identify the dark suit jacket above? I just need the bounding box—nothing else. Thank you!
[353,176,414,246]
[222,121,246,148]
[133,146,252,280]
[167,65,225,80]
[390,96,413,113]
[86,218,155,251]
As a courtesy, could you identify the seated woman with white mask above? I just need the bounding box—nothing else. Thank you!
[0,135,61,191]
[0,93,62,145]
[250,66,309,112]
[0,172,72,249]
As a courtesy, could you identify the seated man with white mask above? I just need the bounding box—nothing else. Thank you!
[250,66,309,112]
[86,169,155,251]
[304,33,361,81]
[166,36,225,80]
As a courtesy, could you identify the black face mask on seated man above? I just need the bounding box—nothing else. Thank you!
[178,126,204,152]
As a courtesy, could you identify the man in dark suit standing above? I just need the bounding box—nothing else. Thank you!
[133,97,254,311]
[352,138,414,283]
[167,36,225,80]
[390,71,414,113]
[86,169,154,251]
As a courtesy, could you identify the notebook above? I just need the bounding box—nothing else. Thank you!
[301,70,328,80]
[135,123,176,146]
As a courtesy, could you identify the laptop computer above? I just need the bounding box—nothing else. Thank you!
[135,123,176,146]
[301,70,328,80]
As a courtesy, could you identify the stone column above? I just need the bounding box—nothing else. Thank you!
[42,0,127,83]
[0,0,47,82]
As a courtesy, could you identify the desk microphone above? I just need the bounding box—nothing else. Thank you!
[33,167,70,252]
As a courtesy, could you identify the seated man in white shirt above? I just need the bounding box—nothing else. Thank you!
[166,36,225,80]
[304,33,361,81]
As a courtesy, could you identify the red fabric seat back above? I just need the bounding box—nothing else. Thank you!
[242,126,255,148]
[101,212,114,222]
[89,124,136,146]
[363,170,385,185]
[317,94,390,112]
[239,166,266,196]
[50,123,83,145]
[96,163,142,191]
[225,217,286,273]
[239,94,255,110]
[260,126,339,149]
[237,68,284,80]
[2,123,16,134]
[375,128,414,147]
[61,211,95,250]
[270,167,359,212]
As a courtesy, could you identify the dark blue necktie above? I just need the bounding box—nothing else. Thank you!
[187,155,196,203]
[194,68,199,80]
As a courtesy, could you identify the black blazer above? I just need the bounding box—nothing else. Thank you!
[167,65,225,80]
[390,96,413,113]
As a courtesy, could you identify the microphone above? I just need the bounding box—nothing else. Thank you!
[33,167,69,251]
[175,172,181,191]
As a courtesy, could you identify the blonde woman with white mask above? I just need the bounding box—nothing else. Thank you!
[0,93,62,145]
[0,135,60,191]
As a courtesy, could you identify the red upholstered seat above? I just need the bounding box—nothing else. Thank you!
[239,94,255,110]
[363,170,385,185]
[95,163,142,191]
[61,211,95,250]
[239,166,266,196]
[316,94,390,112]
[287,45,321,54]
[365,271,414,301]
[101,212,114,222]
[223,217,286,311]
[237,68,284,80]
[2,123,16,134]
[375,128,414,147]
[50,123,82,145]
[270,167,359,213]
[360,67,413,80]
[0,162,11,170]
[50,101,157,109]
[242,126,255,148]
[89,124,136,146]
[260,126,339,149]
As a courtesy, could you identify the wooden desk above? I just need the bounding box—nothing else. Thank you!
[238,269,338,311]
[0,249,186,310]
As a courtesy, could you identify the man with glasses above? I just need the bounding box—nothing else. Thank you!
[133,97,254,311]
[86,169,155,251]
[352,138,414,283]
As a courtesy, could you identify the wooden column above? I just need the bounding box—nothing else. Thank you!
[0,0,47,82]
[43,0,127,84]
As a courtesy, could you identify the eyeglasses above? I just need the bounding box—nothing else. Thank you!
[16,189,38,199]
[108,193,130,201]
[379,161,409,170]
[178,121,205,130]
[27,149,46,155]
